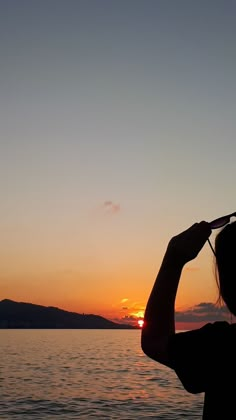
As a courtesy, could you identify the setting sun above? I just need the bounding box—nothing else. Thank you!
[138,319,144,328]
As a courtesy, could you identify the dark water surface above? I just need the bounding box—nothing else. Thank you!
[0,329,203,419]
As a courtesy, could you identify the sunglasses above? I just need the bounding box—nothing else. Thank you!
[208,211,236,255]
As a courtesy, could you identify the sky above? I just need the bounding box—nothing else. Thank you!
[0,0,236,328]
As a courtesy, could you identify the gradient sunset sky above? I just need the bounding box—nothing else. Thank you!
[1,1,235,327]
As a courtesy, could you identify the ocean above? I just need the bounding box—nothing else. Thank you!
[0,329,204,419]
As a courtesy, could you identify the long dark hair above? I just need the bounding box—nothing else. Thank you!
[215,221,236,316]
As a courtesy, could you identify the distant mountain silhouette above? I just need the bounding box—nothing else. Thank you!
[0,299,137,329]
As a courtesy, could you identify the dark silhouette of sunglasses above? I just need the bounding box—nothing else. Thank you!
[210,212,236,229]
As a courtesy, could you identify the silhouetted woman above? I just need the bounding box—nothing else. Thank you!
[141,213,236,419]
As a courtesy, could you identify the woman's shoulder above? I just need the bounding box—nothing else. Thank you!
[202,320,235,331]
[174,321,234,344]
[199,320,236,343]
[171,321,236,352]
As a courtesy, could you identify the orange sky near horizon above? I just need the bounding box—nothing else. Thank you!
[0,233,220,329]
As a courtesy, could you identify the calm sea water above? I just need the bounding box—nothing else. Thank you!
[0,330,203,419]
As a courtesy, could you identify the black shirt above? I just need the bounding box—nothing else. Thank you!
[168,321,236,419]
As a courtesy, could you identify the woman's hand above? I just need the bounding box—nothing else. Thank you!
[164,221,212,267]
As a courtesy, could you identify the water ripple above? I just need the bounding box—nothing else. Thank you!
[0,330,203,419]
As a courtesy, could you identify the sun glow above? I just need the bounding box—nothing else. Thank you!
[138,319,144,328]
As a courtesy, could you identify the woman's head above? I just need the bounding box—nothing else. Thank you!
[215,221,236,316]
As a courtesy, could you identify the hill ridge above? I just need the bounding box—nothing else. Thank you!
[0,299,137,329]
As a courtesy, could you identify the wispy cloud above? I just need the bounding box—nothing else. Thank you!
[110,299,145,326]
[175,302,229,323]
[121,298,128,303]
[112,315,140,326]
[103,201,120,215]
[111,300,231,327]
